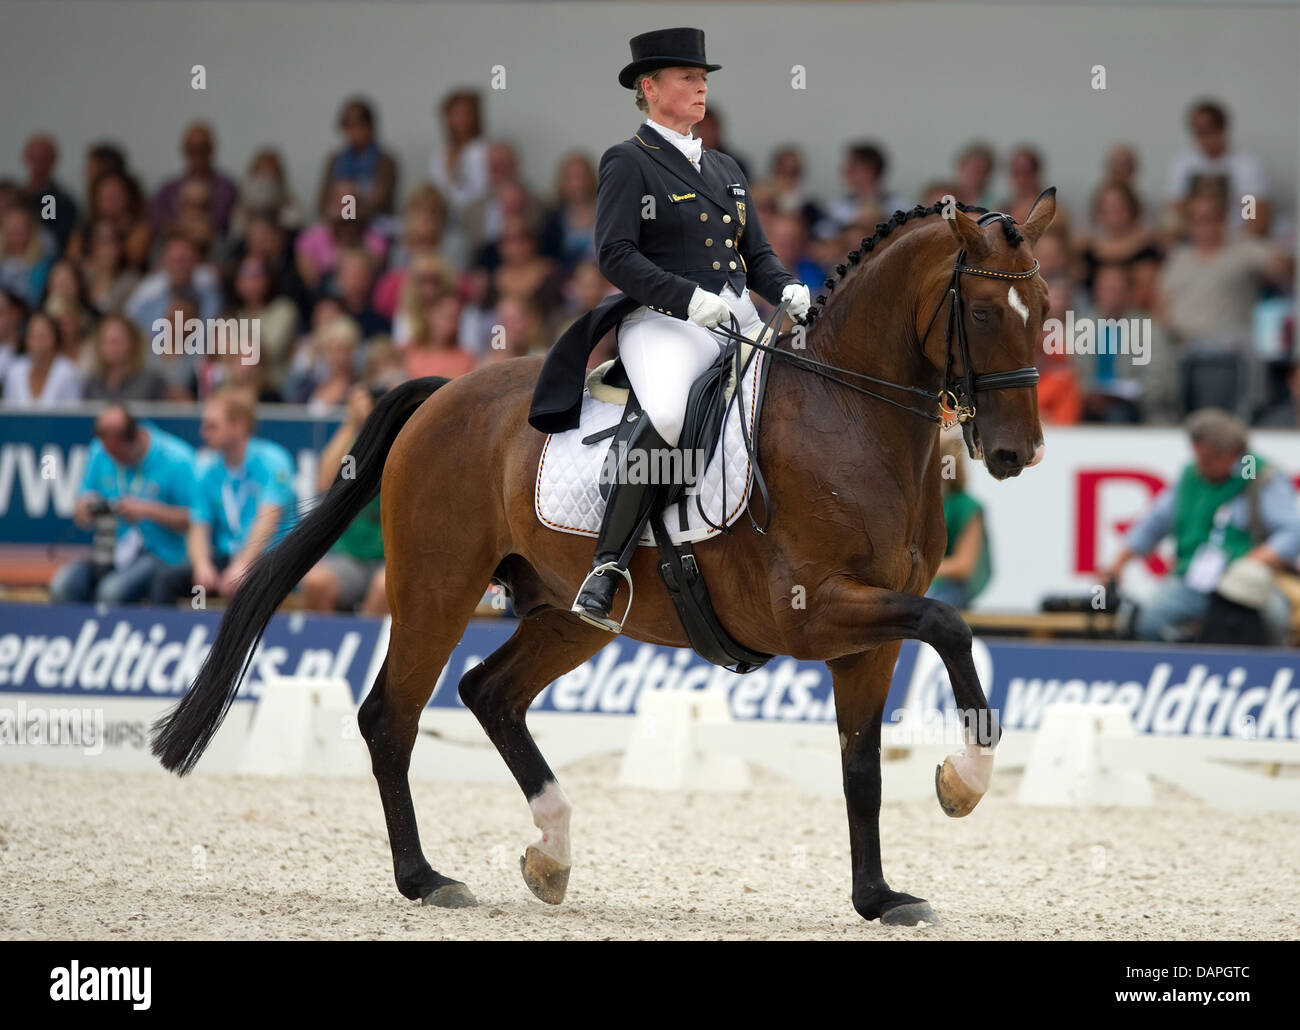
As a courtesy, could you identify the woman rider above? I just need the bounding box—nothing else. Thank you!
[528,27,811,632]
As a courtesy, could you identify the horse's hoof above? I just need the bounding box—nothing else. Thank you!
[880,900,940,927]
[935,758,983,818]
[422,882,478,908]
[520,845,570,905]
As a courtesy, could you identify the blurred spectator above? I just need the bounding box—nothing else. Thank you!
[1036,276,1083,424]
[1104,408,1300,644]
[765,210,824,290]
[334,247,389,339]
[81,142,128,210]
[953,141,996,209]
[1001,146,1071,236]
[297,314,361,411]
[80,219,140,314]
[1,205,54,305]
[181,386,296,599]
[481,294,548,361]
[1153,189,1291,415]
[464,143,537,261]
[0,288,26,382]
[71,169,152,270]
[301,384,388,615]
[231,148,305,238]
[240,213,311,318]
[151,121,239,235]
[1078,181,1161,310]
[392,251,456,346]
[155,290,200,401]
[83,313,168,402]
[1,309,80,407]
[428,89,490,222]
[231,254,298,390]
[490,215,564,320]
[50,405,197,605]
[820,141,907,237]
[372,185,451,320]
[1102,143,1141,194]
[403,293,475,379]
[316,97,399,223]
[125,231,221,331]
[1076,265,1173,424]
[294,178,388,295]
[362,337,405,394]
[926,434,992,610]
[38,258,93,332]
[1166,99,1269,237]
[169,176,220,262]
[1257,362,1300,428]
[540,151,598,273]
[1032,226,1072,284]
[760,145,826,236]
[695,108,750,179]
[21,133,78,251]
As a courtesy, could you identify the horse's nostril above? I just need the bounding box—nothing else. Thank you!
[991,449,1021,469]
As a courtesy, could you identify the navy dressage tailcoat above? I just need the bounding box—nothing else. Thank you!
[527,121,800,434]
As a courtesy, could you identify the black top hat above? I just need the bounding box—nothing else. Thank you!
[618,27,722,90]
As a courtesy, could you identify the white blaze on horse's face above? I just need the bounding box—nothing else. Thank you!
[1007,285,1030,327]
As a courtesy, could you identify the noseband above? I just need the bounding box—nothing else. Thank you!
[715,210,1041,428]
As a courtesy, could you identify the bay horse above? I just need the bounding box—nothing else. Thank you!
[153,190,1055,926]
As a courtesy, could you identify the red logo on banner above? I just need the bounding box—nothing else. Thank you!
[1075,469,1167,575]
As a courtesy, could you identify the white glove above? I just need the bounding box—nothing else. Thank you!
[782,282,811,322]
[687,286,732,329]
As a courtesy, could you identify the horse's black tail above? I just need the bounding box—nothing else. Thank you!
[151,377,449,775]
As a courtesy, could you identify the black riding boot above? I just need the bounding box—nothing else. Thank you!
[571,415,676,632]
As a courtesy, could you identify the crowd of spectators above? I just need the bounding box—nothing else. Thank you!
[1,94,1294,426]
[2,91,1297,615]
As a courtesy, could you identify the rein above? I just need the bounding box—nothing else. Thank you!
[711,212,1041,428]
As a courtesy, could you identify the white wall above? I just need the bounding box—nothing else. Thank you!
[2,0,1296,224]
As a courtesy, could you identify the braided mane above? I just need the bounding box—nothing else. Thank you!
[801,200,1024,326]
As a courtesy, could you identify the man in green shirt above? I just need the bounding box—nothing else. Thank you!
[1104,408,1300,643]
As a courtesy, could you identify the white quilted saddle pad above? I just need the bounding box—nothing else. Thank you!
[535,347,767,546]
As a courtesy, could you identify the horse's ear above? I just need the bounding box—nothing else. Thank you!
[1021,187,1057,247]
[946,207,992,261]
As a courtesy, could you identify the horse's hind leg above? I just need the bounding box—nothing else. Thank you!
[458,607,612,905]
[359,608,482,908]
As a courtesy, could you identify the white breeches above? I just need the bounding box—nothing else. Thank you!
[616,284,765,447]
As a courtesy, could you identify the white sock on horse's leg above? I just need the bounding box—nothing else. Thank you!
[529,780,571,866]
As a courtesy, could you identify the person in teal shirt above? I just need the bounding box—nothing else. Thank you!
[183,385,297,599]
[926,434,992,610]
[50,405,198,605]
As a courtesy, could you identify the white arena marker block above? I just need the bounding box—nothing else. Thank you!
[617,687,750,792]
[239,676,368,778]
[1017,702,1153,808]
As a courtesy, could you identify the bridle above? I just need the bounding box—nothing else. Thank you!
[713,210,1041,429]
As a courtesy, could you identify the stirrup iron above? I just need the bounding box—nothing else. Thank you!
[571,560,635,633]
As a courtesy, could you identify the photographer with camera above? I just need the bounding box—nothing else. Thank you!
[50,404,198,605]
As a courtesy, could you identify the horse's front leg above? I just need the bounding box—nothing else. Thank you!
[805,577,1001,820]
[828,646,939,926]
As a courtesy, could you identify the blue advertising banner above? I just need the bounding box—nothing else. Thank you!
[1,604,1295,740]
[0,407,341,544]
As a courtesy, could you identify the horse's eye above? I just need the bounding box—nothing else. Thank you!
[971,308,989,324]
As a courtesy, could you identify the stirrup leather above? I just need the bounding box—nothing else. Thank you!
[570,560,635,633]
